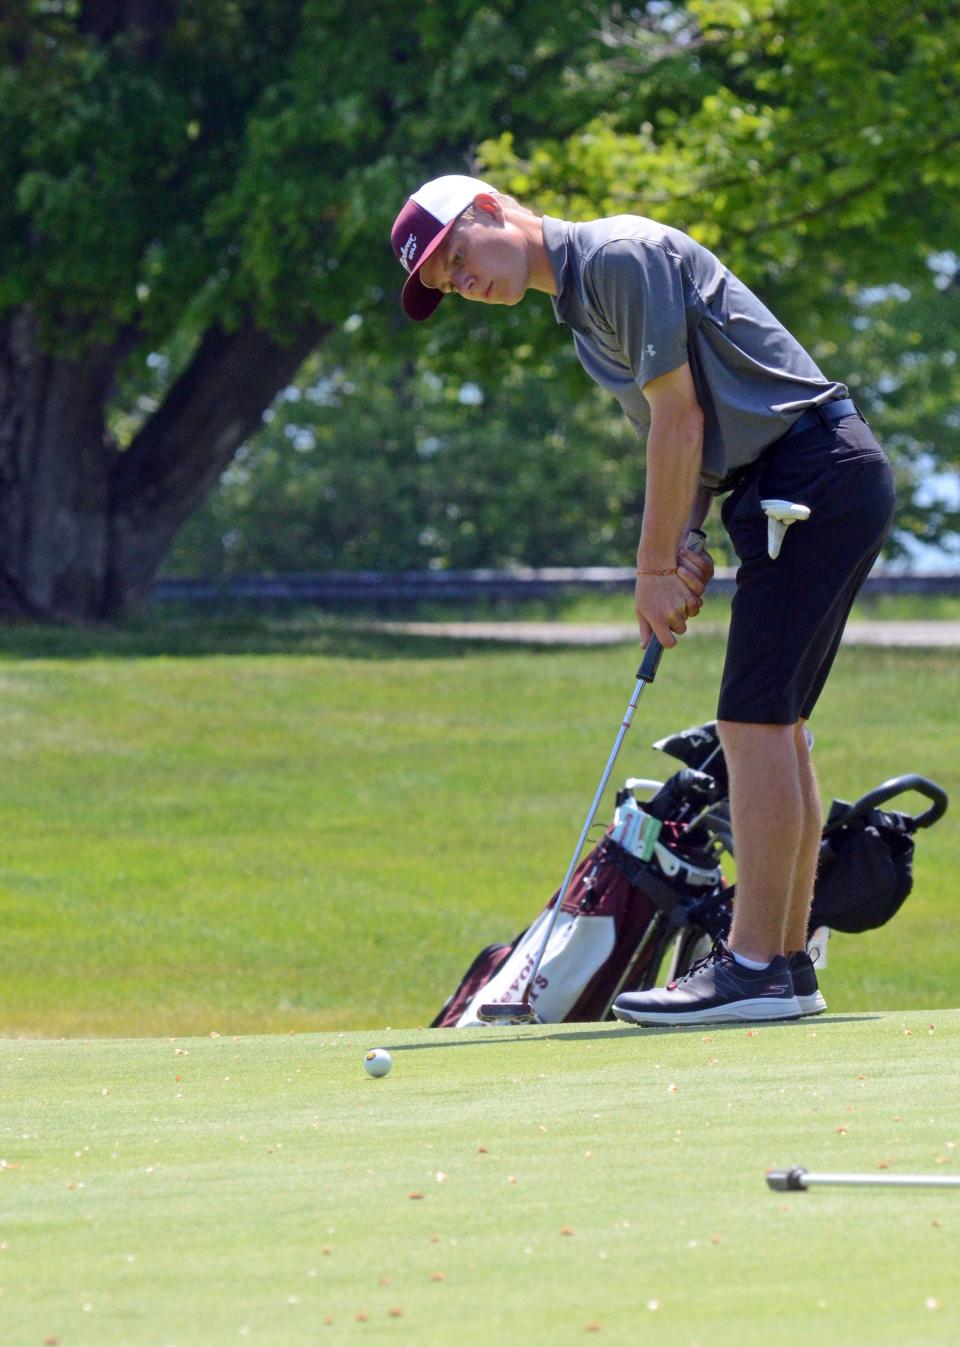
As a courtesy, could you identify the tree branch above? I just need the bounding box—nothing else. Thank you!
[592,3,704,70]
[106,313,330,612]
[723,130,960,242]
[78,0,179,57]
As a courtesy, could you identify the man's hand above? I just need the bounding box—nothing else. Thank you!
[635,540,715,648]
[678,539,714,616]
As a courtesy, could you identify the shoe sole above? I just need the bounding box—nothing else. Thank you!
[612,996,803,1026]
[796,991,828,1016]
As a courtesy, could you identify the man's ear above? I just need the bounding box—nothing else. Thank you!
[472,192,502,218]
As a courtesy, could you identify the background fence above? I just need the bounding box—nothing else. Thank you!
[153,567,960,606]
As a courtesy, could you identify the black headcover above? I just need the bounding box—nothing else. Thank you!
[644,766,724,824]
[653,721,728,794]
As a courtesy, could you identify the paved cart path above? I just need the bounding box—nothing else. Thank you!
[361,619,960,648]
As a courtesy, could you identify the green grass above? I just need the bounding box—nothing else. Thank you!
[252,587,960,626]
[0,610,957,1344]
[2,1013,958,1346]
[0,610,957,1037]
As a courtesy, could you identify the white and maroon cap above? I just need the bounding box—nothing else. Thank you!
[391,174,494,321]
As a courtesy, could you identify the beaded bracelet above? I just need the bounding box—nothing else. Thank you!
[635,566,679,577]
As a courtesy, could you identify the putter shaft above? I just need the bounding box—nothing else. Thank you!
[517,669,654,1004]
[768,1166,960,1192]
[477,530,706,1024]
[475,676,653,1024]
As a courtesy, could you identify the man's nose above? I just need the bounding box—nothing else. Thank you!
[453,270,475,297]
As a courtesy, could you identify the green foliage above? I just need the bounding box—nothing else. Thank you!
[471,0,960,561]
[168,329,646,575]
[0,0,612,349]
[845,279,960,558]
[0,2,307,345]
[480,0,960,302]
[169,0,958,574]
[2,0,957,572]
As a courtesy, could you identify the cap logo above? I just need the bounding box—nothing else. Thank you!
[400,233,418,272]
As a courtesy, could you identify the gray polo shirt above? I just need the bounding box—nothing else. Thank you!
[543,215,846,490]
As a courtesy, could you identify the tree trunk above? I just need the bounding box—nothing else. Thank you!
[107,316,329,616]
[0,309,136,620]
[0,307,328,622]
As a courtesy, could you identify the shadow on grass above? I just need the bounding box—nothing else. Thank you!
[0,606,612,662]
[388,1026,642,1052]
[387,1015,882,1052]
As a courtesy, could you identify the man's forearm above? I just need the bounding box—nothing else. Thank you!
[684,484,712,537]
[636,412,704,567]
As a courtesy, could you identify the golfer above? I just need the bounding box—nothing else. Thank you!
[390,175,895,1025]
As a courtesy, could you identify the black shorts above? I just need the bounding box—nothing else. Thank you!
[717,412,896,725]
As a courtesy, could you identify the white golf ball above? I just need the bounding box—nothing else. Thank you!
[364,1048,392,1078]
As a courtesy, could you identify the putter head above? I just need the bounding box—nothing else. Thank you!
[765,1167,808,1192]
[476,1002,543,1026]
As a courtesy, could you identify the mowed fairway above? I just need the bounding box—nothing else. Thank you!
[0,616,957,1035]
[2,1013,958,1346]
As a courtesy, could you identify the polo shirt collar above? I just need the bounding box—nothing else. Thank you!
[542,216,576,328]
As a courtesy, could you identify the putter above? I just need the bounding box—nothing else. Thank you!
[767,1166,960,1192]
[477,530,707,1026]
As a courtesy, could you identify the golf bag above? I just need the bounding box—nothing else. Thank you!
[433,722,948,1027]
[653,721,949,937]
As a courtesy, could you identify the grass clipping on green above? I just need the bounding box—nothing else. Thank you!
[3,1011,958,1345]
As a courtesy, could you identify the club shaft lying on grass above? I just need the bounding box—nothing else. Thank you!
[768,1166,960,1192]
[477,531,706,1025]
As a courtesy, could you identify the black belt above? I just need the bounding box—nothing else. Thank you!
[781,398,858,443]
[710,398,861,495]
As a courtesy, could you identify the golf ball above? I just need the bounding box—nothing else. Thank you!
[364,1048,392,1078]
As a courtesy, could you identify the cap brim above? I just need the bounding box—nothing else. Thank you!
[400,217,457,321]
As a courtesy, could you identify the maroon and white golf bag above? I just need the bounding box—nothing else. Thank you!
[433,722,947,1027]
[432,772,729,1027]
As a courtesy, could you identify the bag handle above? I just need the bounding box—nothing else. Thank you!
[826,774,948,834]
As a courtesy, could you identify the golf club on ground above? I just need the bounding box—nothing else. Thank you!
[477,530,707,1026]
[767,1167,960,1192]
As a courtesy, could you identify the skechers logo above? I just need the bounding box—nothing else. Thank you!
[400,233,418,271]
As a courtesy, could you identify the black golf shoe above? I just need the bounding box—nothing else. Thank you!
[613,940,802,1026]
[787,950,827,1016]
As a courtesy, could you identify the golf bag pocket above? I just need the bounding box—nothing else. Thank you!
[434,843,650,1027]
[609,792,662,861]
[454,896,619,1026]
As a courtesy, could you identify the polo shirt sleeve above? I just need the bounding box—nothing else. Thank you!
[586,239,689,389]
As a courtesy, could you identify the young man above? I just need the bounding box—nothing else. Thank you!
[390,174,896,1025]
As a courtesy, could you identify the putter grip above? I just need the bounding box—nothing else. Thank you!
[635,529,707,683]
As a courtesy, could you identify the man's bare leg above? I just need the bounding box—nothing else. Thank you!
[717,720,820,964]
[783,720,822,953]
[611,720,809,1026]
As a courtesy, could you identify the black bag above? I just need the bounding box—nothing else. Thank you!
[654,725,949,939]
[809,776,948,934]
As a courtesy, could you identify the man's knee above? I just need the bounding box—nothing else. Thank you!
[717,721,805,782]
[717,718,800,748]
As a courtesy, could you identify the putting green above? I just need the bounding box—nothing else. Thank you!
[2,1010,957,1345]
